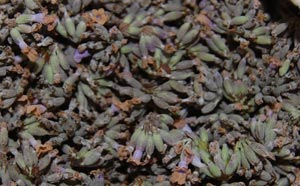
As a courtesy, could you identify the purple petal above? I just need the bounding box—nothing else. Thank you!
[73,50,90,63]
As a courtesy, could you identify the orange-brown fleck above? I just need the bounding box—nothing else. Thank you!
[164,43,176,54]
[159,63,171,74]
[196,12,212,28]
[183,147,194,164]
[117,146,130,161]
[35,141,53,157]
[26,104,47,117]
[111,43,119,53]
[17,95,28,102]
[256,10,267,24]
[156,175,165,182]
[264,55,282,68]
[83,9,109,27]
[170,166,191,185]
[174,118,186,129]
[234,102,243,111]
[44,14,58,31]
[21,47,38,62]
[10,64,24,74]
[112,97,130,112]
[271,102,282,112]
[175,142,184,154]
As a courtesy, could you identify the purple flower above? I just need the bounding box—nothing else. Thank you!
[132,147,143,161]
[178,157,189,169]
[128,146,144,165]
[73,49,90,63]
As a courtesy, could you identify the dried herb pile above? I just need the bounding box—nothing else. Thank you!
[0,0,300,185]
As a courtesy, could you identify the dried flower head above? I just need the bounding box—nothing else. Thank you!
[82,8,109,27]
[170,166,191,185]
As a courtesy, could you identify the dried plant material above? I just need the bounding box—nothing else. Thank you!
[196,12,212,31]
[111,97,141,112]
[17,95,28,102]
[35,141,53,157]
[175,142,184,154]
[71,171,83,181]
[21,46,38,62]
[234,103,243,111]
[127,154,149,166]
[112,97,131,112]
[82,8,109,27]
[163,43,176,54]
[263,55,282,68]
[92,129,104,138]
[173,119,186,129]
[170,166,191,185]
[117,145,130,160]
[44,14,58,31]
[5,18,16,27]
[111,43,119,53]
[128,98,141,105]
[10,63,24,74]
[268,102,282,113]
[159,63,171,74]
[183,148,194,164]
[156,175,166,182]
[2,0,300,185]
[141,57,154,69]
[256,10,267,24]
[26,104,47,116]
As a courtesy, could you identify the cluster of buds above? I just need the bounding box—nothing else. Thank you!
[126,113,183,165]
[55,8,87,43]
